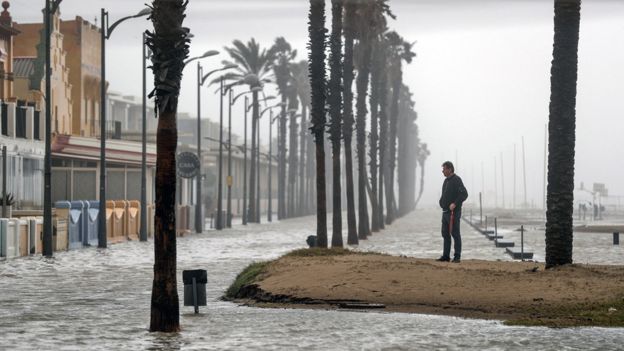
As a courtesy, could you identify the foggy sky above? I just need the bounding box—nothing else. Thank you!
[9,0,624,208]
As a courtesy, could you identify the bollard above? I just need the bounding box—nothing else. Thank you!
[494,218,498,240]
[479,192,483,225]
[614,232,620,245]
[183,270,207,314]
[485,216,488,233]
[520,225,525,262]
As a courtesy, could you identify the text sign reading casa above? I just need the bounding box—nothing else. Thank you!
[177,152,200,178]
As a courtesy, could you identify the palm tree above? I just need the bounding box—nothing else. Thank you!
[147,0,190,332]
[290,60,312,216]
[271,38,296,219]
[343,0,358,245]
[385,30,415,225]
[545,0,581,268]
[353,0,391,239]
[308,0,328,247]
[377,38,390,230]
[397,84,419,216]
[220,38,275,223]
[328,0,344,247]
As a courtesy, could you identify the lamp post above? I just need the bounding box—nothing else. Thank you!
[99,7,151,249]
[43,0,63,257]
[231,87,262,225]
[190,51,220,234]
[226,89,233,227]
[259,103,285,222]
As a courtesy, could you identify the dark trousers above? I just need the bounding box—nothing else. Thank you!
[441,209,461,259]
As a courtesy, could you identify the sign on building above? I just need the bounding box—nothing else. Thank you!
[176,152,200,178]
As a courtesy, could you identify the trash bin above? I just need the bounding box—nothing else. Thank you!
[19,219,28,257]
[53,218,68,252]
[55,201,81,250]
[106,201,115,241]
[70,201,84,249]
[126,200,140,240]
[6,219,19,258]
[183,269,207,313]
[113,200,127,242]
[86,201,99,246]
[0,218,7,258]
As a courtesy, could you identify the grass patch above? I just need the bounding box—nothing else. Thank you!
[506,298,624,327]
[225,261,271,299]
[284,247,390,258]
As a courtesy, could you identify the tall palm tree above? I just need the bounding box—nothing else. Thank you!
[377,38,390,230]
[397,84,419,216]
[147,0,190,332]
[271,38,296,219]
[220,38,275,223]
[343,0,358,245]
[328,0,344,247]
[545,0,581,268]
[290,60,312,216]
[308,0,328,247]
[353,0,390,239]
[385,30,415,225]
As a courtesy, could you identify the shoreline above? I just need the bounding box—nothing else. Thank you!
[225,249,624,327]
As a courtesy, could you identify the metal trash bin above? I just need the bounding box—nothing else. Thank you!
[126,200,140,240]
[55,201,82,250]
[86,201,99,246]
[183,269,207,313]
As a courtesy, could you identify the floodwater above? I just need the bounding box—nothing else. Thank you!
[1,209,623,350]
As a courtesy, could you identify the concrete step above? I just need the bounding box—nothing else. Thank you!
[486,232,502,240]
[506,247,534,260]
[495,239,515,248]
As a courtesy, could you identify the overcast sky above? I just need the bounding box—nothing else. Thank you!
[9,0,624,208]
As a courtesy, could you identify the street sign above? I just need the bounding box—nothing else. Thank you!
[177,152,200,178]
[227,175,233,187]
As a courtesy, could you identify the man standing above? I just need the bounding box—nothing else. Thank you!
[438,161,468,263]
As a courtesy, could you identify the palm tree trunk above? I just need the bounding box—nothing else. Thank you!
[148,0,189,332]
[378,57,389,230]
[309,0,328,247]
[329,0,344,247]
[368,40,381,232]
[298,105,307,216]
[343,0,358,245]
[278,102,287,219]
[248,91,259,223]
[545,0,580,268]
[356,33,372,239]
[288,108,299,217]
[386,64,401,225]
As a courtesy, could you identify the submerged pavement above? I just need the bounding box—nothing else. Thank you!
[1,209,622,350]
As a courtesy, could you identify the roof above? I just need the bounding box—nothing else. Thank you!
[13,57,35,78]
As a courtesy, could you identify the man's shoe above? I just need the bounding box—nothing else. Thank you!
[436,257,450,262]
[452,258,461,263]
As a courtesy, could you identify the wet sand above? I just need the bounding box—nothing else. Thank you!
[231,251,624,327]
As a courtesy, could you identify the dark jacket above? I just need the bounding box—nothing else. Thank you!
[439,174,468,211]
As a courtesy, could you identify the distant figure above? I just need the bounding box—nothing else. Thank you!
[438,161,468,263]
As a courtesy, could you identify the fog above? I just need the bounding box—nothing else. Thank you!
[10,0,624,208]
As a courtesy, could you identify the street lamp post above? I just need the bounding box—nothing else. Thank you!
[99,7,151,249]
[216,77,224,230]
[43,0,63,257]
[230,91,252,225]
[259,103,285,223]
[226,89,233,228]
[190,51,220,234]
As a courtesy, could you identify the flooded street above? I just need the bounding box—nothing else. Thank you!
[1,210,623,350]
